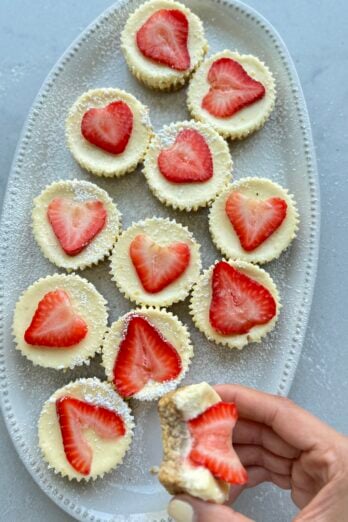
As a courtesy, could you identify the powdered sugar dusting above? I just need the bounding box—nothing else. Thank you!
[0,0,318,519]
[72,184,99,202]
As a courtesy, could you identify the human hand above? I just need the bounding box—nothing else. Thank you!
[167,384,348,522]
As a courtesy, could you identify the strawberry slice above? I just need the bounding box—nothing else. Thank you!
[129,234,190,293]
[226,191,288,251]
[47,197,107,256]
[24,289,88,347]
[209,261,276,335]
[113,315,182,397]
[56,396,126,475]
[188,401,248,485]
[81,101,133,154]
[158,129,213,183]
[136,9,190,71]
[202,58,266,118]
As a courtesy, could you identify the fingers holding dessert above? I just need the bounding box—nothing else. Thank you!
[158,382,247,503]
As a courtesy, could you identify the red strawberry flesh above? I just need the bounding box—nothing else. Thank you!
[209,261,276,335]
[113,315,182,397]
[226,191,288,251]
[129,234,190,293]
[188,401,248,485]
[81,101,133,154]
[56,396,126,476]
[24,289,88,347]
[136,9,190,71]
[158,129,213,183]
[47,197,107,256]
[202,58,266,118]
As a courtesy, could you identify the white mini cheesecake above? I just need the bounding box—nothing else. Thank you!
[66,88,152,177]
[102,308,193,401]
[190,260,280,349]
[38,378,134,481]
[209,177,299,264]
[143,120,233,211]
[32,179,121,271]
[188,50,276,139]
[13,274,108,369]
[110,217,201,307]
[121,0,208,90]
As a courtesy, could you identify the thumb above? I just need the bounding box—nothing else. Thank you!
[168,494,254,522]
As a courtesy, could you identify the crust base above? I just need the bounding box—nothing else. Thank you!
[158,385,229,503]
[158,390,191,495]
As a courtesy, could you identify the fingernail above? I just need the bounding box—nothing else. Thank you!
[167,499,194,522]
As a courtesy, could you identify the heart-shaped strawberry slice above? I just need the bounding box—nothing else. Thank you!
[226,191,287,251]
[56,396,126,475]
[188,401,248,485]
[136,9,190,71]
[158,129,213,183]
[113,315,182,397]
[24,289,88,347]
[47,197,107,256]
[202,58,266,118]
[129,234,190,293]
[81,101,133,154]
[209,261,276,335]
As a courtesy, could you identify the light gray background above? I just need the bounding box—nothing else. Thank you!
[0,1,347,520]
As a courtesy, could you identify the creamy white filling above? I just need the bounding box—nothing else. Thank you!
[38,378,134,480]
[173,382,221,421]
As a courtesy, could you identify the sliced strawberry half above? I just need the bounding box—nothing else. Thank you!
[158,129,213,183]
[188,401,248,485]
[136,9,190,71]
[113,315,182,397]
[202,58,266,118]
[209,261,276,335]
[24,289,88,347]
[81,100,133,154]
[129,234,190,293]
[226,191,288,251]
[56,396,126,475]
[47,197,107,256]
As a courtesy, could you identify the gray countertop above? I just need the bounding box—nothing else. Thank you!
[0,1,347,520]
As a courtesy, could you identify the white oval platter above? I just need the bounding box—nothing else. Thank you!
[0,0,319,520]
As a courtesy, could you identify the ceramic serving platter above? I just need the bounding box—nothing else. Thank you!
[0,0,320,520]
